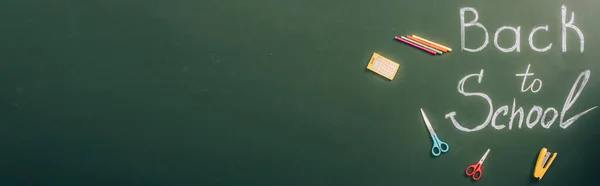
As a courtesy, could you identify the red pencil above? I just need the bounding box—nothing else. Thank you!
[394,36,436,55]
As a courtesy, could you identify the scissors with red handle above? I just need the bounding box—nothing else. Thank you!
[465,148,490,181]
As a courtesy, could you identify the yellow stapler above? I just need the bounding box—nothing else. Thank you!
[533,147,557,180]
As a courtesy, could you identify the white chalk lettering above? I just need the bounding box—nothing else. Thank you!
[515,64,543,93]
[509,98,524,129]
[494,26,521,52]
[447,68,596,132]
[559,70,597,128]
[491,106,508,130]
[541,108,559,128]
[561,5,584,53]
[529,25,552,52]
[526,106,543,128]
[460,5,583,53]
[460,7,489,52]
[445,69,493,132]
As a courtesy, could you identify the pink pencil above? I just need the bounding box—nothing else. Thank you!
[394,36,436,55]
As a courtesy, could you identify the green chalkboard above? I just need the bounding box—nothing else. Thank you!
[1,0,600,185]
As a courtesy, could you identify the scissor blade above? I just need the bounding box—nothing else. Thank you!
[479,149,490,163]
[420,108,436,136]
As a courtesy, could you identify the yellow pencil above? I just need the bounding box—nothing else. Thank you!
[411,35,452,52]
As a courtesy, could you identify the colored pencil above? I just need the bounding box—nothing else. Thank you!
[401,36,443,55]
[394,36,436,55]
[411,35,452,52]
[407,35,448,53]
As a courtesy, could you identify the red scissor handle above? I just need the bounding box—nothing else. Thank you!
[465,163,482,180]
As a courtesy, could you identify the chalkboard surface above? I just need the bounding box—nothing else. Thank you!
[1,0,600,185]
